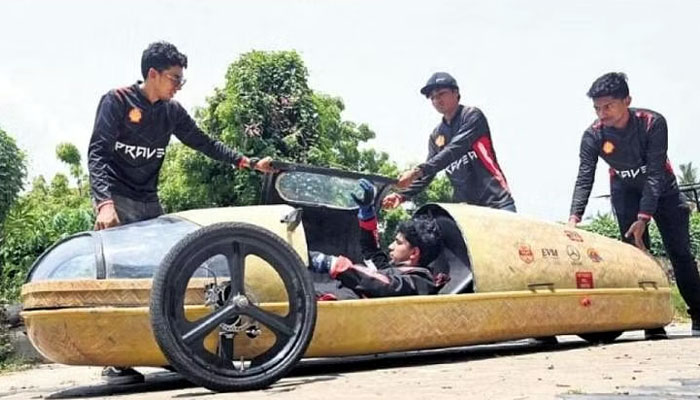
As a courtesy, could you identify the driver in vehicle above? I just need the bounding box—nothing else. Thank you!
[308,179,446,300]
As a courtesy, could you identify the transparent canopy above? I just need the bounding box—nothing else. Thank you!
[26,217,224,281]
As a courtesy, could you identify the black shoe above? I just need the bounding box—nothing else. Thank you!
[101,366,145,385]
[692,318,700,337]
[644,327,668,340]
[529,336,558,345]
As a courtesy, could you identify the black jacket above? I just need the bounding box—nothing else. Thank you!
[401,105,515,209]
[570,108,678,221]
[88,84,244,204]
[329,217,441,298]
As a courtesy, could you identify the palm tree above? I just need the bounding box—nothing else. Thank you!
[678,162,698,185]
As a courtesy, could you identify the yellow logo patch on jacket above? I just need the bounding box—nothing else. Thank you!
[435,135,446,147]
[128,108,142,124]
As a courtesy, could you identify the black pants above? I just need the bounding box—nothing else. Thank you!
[112,194,164,225]
[611,188,700,319]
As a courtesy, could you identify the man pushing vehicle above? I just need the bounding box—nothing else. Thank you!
[568,72,700,339]
[383,72,516,212]
[87,41,274,384]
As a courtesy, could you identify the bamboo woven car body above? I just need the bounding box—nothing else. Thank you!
[22,203,671,367]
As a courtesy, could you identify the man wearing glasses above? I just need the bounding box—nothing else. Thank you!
[568,72,700,340]
[89,41,272,231]
[382,72,516,212]
[87,41,272,384]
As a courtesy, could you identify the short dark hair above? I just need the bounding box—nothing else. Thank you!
[397,216,442,267]
[587,72,629,99]
[141,41,188,79]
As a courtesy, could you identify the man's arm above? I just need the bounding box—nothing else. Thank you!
[357,217,391,267]
[638,116,669,218]
[569,132,600,223]
[397,135,439,198]
[172,102,247,167]
[418,108,489,177]
[329,257,437,297]
[88,92,123,205]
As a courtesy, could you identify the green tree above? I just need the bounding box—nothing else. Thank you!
[413,174,453,205]
[678,162,698,185]
[159,50,396,212]
[0,128,26,226]
[56,142,86,195]
[0,143,93,302]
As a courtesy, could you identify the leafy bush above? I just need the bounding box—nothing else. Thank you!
[0,308,11,365]
[0,175,93,302]
[0,128,26,226]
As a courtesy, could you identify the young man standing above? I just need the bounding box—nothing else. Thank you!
[87,41,273,384]
[89,41,272,231]
[568,72,700,338]
[383,72,516,212]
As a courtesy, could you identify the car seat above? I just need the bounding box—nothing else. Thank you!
[428,214,474,295]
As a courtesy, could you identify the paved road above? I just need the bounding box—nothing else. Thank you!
[1,323,698,400]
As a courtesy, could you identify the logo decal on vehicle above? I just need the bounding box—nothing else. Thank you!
[564,230,584,242]
[518,244,534,264]
[576,271,594,289]
[128,107,142,124]
[587,248,603,263]
[602,140,615,154]
[435,135,446,147]
[566,245,581,264]
[541,248,559,258]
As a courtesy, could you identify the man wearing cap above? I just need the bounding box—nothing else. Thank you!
[383,72,516,211]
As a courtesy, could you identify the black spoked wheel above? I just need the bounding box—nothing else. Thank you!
[578,331,623,344]
[150,222,316,392]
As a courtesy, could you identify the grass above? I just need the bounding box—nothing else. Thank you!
[0,356,34,374]
[670,284,690,322]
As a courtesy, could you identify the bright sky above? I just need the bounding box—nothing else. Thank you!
[1,0,698,221]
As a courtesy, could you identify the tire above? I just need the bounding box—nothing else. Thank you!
[578,330,623,344]
[150,222,316,392]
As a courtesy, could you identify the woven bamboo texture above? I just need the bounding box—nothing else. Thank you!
[22,288,671,366]
[436,204,669,292]
[21,202,673,367]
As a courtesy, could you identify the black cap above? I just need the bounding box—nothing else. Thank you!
[420,72,459,97]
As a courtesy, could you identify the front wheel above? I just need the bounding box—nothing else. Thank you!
[150,222,316,392]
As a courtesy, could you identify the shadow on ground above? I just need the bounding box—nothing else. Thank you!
[43,335,690,399]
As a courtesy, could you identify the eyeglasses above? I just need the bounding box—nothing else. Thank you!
[163,72,186,88]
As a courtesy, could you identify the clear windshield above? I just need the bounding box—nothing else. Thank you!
[275,171,363,209]
[101,217,199,278]
[29,234,97,280]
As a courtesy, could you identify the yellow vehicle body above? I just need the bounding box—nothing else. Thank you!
[21,203,672,367]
